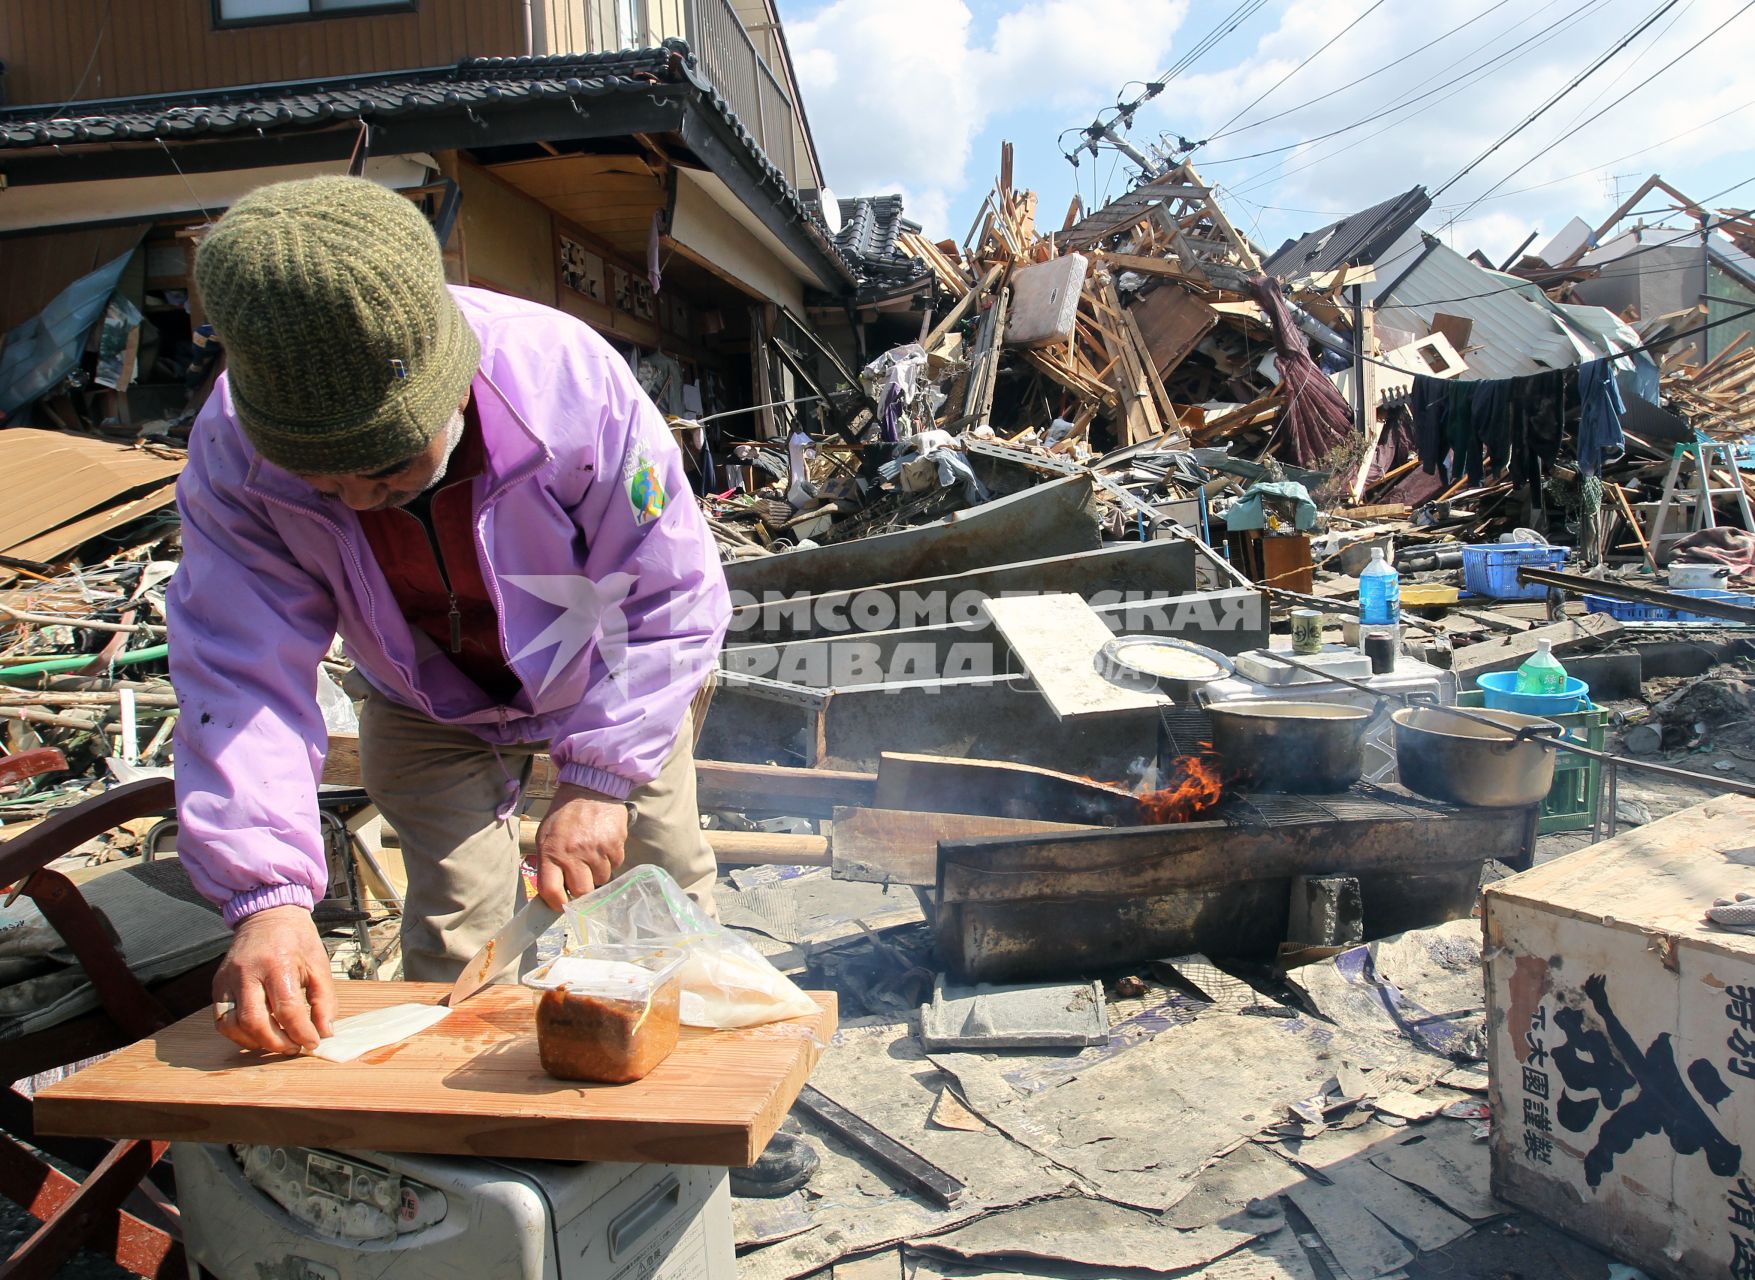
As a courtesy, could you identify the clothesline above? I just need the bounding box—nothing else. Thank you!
[1406,357,1627,492]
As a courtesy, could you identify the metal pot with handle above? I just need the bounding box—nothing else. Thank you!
[1392,705,1560,808]
[1207,700,1389,794]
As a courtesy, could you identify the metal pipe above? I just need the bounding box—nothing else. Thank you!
[0,644,169,680]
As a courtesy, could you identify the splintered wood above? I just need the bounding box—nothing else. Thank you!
[911,142,1334,460]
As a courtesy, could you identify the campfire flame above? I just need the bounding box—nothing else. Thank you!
[1136,755,1224,824]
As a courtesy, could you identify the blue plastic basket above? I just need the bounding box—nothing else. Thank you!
[1582,588,1755,625]
[1461,543,1568,600]
[1475,670,1590,716]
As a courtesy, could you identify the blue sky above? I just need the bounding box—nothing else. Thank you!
[781,0,1754,264]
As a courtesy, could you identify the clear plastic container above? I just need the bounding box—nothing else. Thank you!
[1359,546,1401,627]
[1514,638,1569,696]
[525,948,685,1084]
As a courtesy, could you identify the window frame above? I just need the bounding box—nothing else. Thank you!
[211,0,418,31]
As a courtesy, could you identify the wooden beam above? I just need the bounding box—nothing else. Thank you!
[323,735,877,819]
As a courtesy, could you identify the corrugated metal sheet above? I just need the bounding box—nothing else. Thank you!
[1364,228,1596,379]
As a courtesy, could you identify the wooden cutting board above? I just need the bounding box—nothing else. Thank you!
[36,982,837,1167]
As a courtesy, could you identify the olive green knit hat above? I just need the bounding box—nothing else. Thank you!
[195,175,480,476]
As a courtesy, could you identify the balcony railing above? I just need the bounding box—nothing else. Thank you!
[685,0,800,188]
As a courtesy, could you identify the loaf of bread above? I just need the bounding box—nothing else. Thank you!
[537,975,681,1084]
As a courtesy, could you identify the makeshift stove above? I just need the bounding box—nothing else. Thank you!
[869,751,1537,985]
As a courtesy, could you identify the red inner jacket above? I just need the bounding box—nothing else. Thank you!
[357,408,521,702]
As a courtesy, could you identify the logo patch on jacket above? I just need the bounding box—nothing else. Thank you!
[624,451,667,526]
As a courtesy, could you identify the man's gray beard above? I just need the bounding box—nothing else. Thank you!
[422,408,468,493]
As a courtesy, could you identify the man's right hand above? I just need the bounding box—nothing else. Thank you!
[213,904,338,1054]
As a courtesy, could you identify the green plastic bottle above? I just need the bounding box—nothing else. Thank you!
[1515,639,1568,696]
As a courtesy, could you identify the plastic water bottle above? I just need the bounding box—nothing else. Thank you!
[1359,547,1400,628]
[1515,639,1569,696]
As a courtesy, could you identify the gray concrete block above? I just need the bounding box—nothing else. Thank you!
[1288,875,1364,948]
[919,976,1109,1050]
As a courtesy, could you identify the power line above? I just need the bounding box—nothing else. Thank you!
[1202,0,1390,143]
[1200,0,1520,145]
[1209,0,1610,176]
[1429,0,1686,200]
[1442,1,1755,224]
[1425,95,1755,209]
[1224,0,1617,197]
[1060,0,1271,170]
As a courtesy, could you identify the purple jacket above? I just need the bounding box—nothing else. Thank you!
[169,287,731,926]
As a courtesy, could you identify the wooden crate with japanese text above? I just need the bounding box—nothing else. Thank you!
[1484,796,1755,1280]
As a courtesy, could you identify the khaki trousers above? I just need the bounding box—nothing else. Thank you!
[357,686,719,983]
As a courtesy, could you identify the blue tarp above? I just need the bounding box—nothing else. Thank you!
[0,250,137,419]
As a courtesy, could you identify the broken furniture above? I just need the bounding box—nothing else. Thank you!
[934,785,1536,983]
[1484,795,1755,1280]
[1225,529,1316,595]
[0,778,229,1279]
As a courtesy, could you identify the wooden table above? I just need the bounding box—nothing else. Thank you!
[37,983,837,1167]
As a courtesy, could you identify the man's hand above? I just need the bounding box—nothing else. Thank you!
[533,784,629,909]
[213,905,337,1054]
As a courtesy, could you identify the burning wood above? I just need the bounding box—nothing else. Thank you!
[1136,755,1224,824]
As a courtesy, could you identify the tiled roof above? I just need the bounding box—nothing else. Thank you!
[0,47,678,147]
[1264,187,1431,280]
[825,194,929,287]
[0,40,858,286]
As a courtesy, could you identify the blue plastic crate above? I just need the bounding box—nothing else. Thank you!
[1582,588,1755,625]
[1461,542,1569,600]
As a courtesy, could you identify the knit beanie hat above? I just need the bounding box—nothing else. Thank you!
[195,175,480,476]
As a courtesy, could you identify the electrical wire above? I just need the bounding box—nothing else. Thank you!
[1441,1,1755,223]
[46,0,116,118]
[1424,95,1755,209]
[1202,0,1390,144]
[1223,0,1620,197]
[1199,0,1520,145]
[1204,0,1604,172]
[1060,0,1270,167]
[1429,0,1685,199]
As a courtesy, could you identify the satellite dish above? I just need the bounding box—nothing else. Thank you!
[816,188,842,236]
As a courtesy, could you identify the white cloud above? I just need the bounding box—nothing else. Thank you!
[788,0,1755,262]
[787,0,1187,236]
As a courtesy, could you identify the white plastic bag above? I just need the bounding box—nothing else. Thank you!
[563,866,818,1029]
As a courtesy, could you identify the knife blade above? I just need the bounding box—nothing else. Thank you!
[444,898,563,1007]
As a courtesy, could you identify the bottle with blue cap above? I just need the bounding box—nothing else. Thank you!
[1358,547,1400,629]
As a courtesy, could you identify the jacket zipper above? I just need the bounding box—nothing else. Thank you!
[408,504,463,655]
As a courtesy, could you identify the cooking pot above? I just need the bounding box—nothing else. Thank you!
[1207,700,1384,793]
[1392,706,1558,808]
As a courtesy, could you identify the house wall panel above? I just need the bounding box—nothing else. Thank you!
[2,0,527,105]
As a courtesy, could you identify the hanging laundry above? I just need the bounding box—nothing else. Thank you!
[1410,375,1452,479]
[1469,378,1513,486]
[1506,368,1573,492]
[1575,358,1627,477]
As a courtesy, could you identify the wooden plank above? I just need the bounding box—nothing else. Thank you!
[516,820,828,868]
[324,737,877,819]
[984,592,1169,720]
[37,983,837,1167]
[1449,613,1623,678]
[1129,284,1220,380]
[830,806,1092,886]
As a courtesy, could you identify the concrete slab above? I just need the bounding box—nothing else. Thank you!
[919,976,1109,1050]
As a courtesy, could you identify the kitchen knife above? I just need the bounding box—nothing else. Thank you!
[443,898,563,1007]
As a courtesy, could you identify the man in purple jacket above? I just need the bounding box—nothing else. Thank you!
[171,176,731,1059]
